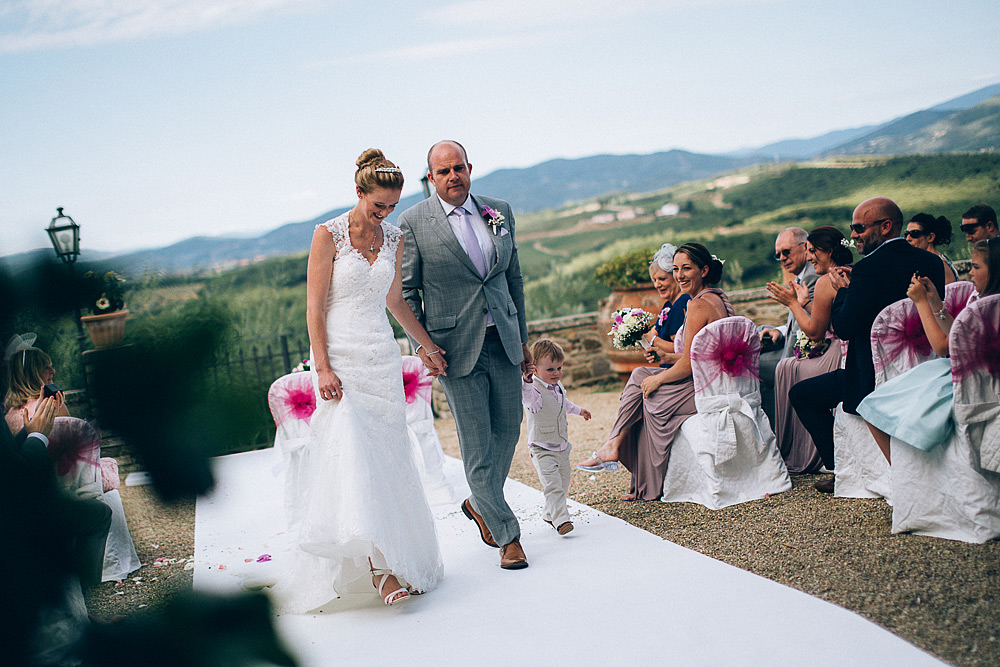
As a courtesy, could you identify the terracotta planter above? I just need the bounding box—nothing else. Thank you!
[81,309,129,349]
[597,284,664,380]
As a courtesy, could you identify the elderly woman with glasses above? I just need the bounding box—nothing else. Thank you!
[905,213,957,284]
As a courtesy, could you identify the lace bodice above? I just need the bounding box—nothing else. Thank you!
[317,213,402,324]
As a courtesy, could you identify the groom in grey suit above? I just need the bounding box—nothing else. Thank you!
[399,140,533,570]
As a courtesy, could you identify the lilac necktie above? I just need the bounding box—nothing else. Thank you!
[455,207,488,278]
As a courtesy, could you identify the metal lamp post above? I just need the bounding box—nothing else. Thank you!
[46,207,87,353]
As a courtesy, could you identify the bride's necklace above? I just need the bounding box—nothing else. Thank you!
[348,212,378,253]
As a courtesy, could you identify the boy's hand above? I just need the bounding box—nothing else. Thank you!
[580,409,592,421]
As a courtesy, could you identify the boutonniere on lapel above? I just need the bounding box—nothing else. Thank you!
[480,205,506,236]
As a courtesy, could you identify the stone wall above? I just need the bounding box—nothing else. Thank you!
[98,266,976,470]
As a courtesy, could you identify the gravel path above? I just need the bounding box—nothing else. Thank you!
[89,386,999,666]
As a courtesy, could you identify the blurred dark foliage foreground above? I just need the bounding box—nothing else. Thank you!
[1,260,299,666]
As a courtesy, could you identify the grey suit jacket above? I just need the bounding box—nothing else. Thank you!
[399,194,528,378]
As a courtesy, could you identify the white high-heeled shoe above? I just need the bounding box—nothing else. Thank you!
[371,568,411,606]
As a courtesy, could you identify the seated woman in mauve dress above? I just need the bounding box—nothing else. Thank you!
[765,226,853,473]
[577,242,733,501]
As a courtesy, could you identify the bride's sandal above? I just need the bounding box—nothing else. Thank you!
[575,451,620,472]
[371,568,411,606]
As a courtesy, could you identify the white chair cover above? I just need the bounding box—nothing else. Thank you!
[47,417,102,500]
[891,294,1000,542]
[267,372,316,531]
[662,316,791,509]
[833,298,936,501]
[402,356,455,506]
[46,417,140,581]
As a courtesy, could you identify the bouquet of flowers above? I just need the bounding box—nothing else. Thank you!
[608,307,653,350]
[292,359,312,372]
[793,330,832,360]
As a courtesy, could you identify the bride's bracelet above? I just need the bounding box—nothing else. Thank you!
[415,344,441,356]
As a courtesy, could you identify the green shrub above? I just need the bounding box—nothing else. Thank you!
[593,247,657,289]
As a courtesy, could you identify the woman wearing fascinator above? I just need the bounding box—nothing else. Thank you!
[4,333,70,434]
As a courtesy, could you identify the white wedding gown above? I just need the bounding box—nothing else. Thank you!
[272,213,443,613]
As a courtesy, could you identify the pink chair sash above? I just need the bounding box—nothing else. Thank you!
[945,281,976,319]
[690,316,760,392]
[871,299,932,380]
[951,294,1000,382]
[268,372,317,428]
[401,356,433,405]
[47,418,100,478]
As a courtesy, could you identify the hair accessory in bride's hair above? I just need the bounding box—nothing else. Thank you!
[711,254,726,265]
[374,167,402,174]
[4,333,39,363]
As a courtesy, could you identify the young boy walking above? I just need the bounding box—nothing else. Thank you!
[522,339,591,535]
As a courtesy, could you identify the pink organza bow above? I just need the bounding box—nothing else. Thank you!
[401,356,433,405]
[951,296,1000,382]
[269,373,317,427]
[691,318,760,390]
[875,307,931,376]
[47,420,100,478]
[716,333,757,379]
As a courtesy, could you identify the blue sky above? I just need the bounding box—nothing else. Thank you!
[2,0,998,256]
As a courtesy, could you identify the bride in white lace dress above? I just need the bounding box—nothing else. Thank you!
[273,149,447,612]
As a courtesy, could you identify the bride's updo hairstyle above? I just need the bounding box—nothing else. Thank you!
[675,242,724,285]
[355,148,404,194]
[807,225,853,266]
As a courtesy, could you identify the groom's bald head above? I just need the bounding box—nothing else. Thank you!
[427,140,468,171]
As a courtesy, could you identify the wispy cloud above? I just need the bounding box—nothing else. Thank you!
[0,0,322,53]
[305,33,530,68]
[419,0,788,29]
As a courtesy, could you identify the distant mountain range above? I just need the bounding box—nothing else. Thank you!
[6,83,999,276]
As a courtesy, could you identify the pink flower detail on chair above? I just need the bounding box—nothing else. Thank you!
[874,305,932,378]
[47,418,100,477]
[718,336,754,378]
[951,297,1000,382]
[269,373,317,428]
[286,387,316,422]
[401,356,433,404]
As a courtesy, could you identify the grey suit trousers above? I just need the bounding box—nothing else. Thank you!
[438,328,522,547]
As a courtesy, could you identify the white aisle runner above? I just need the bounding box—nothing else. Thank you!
[194,450,940,666]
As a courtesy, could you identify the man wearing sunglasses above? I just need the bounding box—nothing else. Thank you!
[759,227,818,427]
[789,197,945,493]
[961,203,998,243]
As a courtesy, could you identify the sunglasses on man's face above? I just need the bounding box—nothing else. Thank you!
[849,218,890,235]
[960,221,984,234]
[905,229,926,239]
[773,242,805,260]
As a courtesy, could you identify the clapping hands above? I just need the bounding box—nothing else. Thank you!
[828,266,852,290]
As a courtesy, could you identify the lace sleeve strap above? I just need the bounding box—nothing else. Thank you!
[382,223,403,255]
[317,215,350,257]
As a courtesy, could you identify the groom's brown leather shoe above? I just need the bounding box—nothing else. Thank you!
[462,499,499,548]
[500,539,528,570]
